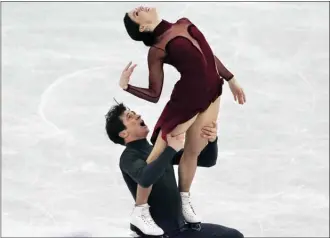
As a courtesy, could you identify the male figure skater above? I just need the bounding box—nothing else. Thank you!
[105,103,243,238]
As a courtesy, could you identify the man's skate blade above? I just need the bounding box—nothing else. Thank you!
[129,231,139,237]
[130,224,167,237]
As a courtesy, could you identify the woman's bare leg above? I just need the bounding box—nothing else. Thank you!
[136,185,152,205]
[132,102,217,234]
[146,115,198,164]
[179,97,221,192]
[136,115,198,205]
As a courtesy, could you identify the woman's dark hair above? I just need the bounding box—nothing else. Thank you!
[105,103,127,145]
[123,13,156,47]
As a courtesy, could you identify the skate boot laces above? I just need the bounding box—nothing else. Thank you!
[141,206,158,229]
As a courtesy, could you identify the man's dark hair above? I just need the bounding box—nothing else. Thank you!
[105,103,127,145]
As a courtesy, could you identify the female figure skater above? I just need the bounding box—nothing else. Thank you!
[120,6,246,236]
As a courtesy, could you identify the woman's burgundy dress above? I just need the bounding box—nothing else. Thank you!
[125,18,234,144]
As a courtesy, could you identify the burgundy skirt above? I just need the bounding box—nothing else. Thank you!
[150,78,223,144]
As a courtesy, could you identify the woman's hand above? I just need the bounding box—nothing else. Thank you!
[119,61,137,90]
[228,78,246,105]
[201,121,217,143]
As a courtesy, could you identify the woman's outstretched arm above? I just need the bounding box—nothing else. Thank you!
[214,55,234,81]
[125,47,165,103]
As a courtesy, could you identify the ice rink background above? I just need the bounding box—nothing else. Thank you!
[2,2,329,237]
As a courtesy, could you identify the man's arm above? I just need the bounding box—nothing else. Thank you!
[120,146,177,188]
[197,137,218,167]
[172,137,218,167]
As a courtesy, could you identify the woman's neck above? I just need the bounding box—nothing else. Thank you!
[149,19,163,32]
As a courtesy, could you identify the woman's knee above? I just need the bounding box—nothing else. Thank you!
[183,139,208,157]
[183,149,200,159]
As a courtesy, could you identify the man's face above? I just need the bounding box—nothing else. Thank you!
[120,110,149,140]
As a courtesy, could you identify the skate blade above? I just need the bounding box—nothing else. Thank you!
[129,231,139,237]
[130,224,167,237]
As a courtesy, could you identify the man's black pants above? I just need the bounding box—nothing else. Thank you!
[170,223,244,238]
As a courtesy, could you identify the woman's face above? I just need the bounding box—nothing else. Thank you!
[128,6,158,30]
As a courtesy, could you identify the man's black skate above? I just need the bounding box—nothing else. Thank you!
[187,222,202,231]
[130,224,169,238]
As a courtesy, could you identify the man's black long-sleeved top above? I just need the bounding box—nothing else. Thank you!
[119,138,218,234]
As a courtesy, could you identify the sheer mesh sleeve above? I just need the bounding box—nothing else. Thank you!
[214,55,234,81]
[126,47,166,103]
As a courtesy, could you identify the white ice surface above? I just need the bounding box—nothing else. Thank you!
[1,2,329,237]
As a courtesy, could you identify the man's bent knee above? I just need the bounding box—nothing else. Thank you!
[225,229,244,238]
